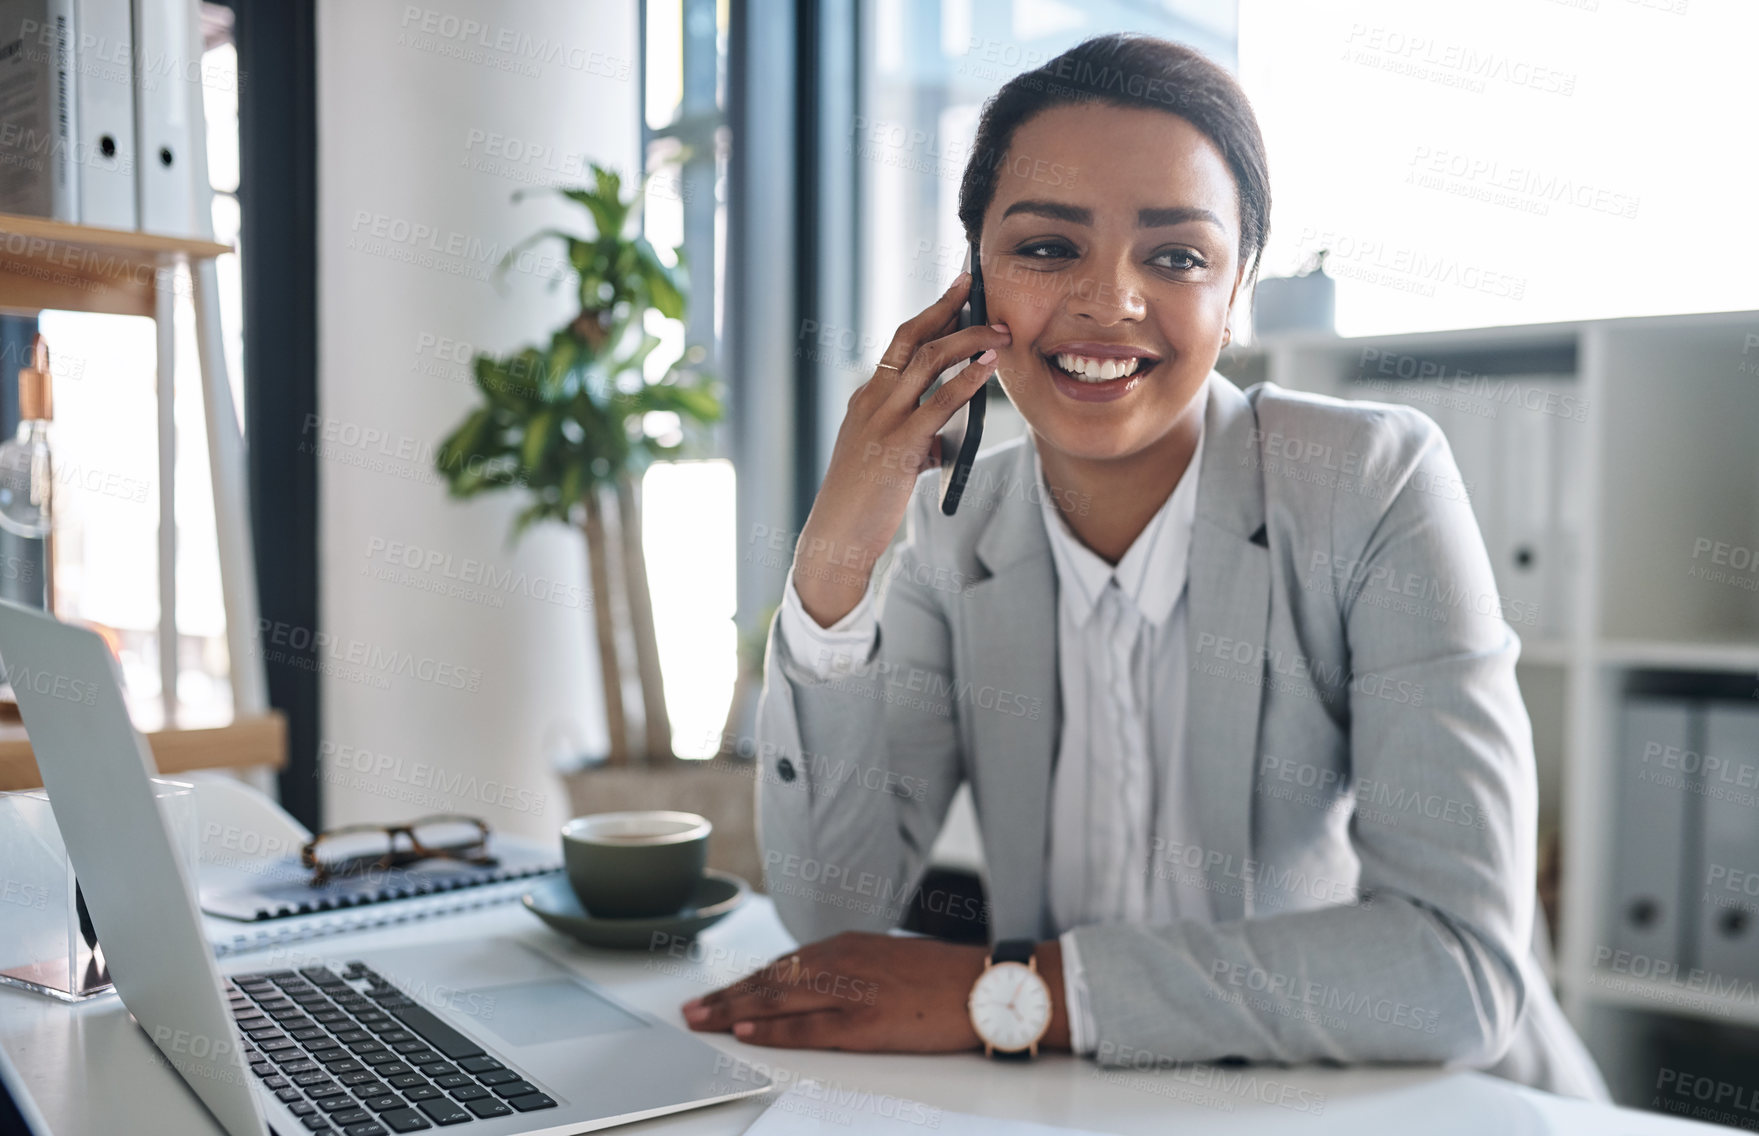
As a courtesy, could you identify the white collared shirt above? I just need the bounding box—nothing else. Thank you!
[777,382,1209,1055]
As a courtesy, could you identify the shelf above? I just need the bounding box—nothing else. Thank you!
[0,709,286,791]
[1574,969,1759,1030]
[1596,638,1759,673]
[0,213,233,318]
[1517,639,1573,666]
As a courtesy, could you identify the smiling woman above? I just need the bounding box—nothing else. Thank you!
[691,32,1609,1104]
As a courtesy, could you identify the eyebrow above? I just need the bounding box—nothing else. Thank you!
[1001,200,1226,230]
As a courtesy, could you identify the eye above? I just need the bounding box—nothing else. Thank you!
[1014,239,1077,261]
[1150,248,1208,272]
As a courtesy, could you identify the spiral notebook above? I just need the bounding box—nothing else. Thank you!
[196,834,562,956]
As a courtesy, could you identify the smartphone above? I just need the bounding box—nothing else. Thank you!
[937,241,988,516]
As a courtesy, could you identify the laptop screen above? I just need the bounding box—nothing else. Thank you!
[0,601,265,1136]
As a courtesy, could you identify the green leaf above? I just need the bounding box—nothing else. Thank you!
[632,238,685,319]
[521,409,558,472]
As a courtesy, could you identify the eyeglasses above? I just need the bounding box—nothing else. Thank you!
[299,815,498,886]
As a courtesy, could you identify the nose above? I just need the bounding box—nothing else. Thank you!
[1064,251,1147,326]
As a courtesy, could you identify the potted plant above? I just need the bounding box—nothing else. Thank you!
[436,163,723,766]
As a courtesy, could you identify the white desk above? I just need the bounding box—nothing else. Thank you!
[0,896,1717,1135]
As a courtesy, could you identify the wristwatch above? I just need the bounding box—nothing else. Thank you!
[967,939,1051,1059]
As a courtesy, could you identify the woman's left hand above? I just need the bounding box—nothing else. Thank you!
[680,931,988,1051]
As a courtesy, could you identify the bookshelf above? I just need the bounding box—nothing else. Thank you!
[1220,307,1759,1081]
[0,213,281,787]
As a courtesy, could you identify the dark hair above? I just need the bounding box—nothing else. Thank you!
[956,33,1271,283]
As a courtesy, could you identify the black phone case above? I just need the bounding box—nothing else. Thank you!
[938,245,988,516]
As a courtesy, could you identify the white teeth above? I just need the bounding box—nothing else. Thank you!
[1053,353,1144,383]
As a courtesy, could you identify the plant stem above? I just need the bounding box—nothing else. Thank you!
[581,487,630,766]
[617,472,673,763]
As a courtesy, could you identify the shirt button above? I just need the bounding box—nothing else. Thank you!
[776,757,797,782]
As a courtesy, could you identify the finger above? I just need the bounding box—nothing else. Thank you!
[877,272,971,370]
[909,348,998,438]
[732,1009,852,1050]
[885,323,1010,410]
[687,956,837,1028]
[692,976,845,1030]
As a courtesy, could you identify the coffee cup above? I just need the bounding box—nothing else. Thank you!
[560,810,711,918]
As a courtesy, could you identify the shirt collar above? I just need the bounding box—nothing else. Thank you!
[1032,380,1208,629]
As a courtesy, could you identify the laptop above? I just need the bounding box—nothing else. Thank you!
[0,600,770,1135]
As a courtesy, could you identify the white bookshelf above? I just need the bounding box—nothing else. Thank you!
[1222,308,1759,1076]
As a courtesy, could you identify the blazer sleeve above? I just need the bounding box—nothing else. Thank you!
[1067,408,1534,1072]
[753,476,968,944]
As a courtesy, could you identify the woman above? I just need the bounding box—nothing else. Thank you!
[682,32,1605,1099]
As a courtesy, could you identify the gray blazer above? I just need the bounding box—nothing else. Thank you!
[754,372,1607,1099]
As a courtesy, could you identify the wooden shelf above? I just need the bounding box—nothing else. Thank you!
[0,213,233,318]
[0,709,286,791]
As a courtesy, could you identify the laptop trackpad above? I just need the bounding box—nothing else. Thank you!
[464,979,649,1047]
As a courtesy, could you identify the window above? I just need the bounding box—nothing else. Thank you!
[640,0,735,758]
[1238,0,1759,336]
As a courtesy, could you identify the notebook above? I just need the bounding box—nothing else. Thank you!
[198,834,562,923]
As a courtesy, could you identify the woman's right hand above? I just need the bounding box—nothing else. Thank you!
[792,271,1011,628]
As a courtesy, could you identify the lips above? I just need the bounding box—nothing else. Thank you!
[1036,349,1162,405]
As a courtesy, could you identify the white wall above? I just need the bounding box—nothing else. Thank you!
[316,1,639,840]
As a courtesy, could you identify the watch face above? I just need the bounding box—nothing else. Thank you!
[968,961,1051,1052]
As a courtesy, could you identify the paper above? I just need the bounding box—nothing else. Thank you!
[742,1080,1111,1136]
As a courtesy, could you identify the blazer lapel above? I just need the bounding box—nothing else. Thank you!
[956,372,1271,935]
[960,440,1058,941]
[1184,374,1271,921]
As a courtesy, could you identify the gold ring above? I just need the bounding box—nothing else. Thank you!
[875,362,903,372]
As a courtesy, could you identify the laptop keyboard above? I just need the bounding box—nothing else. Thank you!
[227,960,557,1133]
